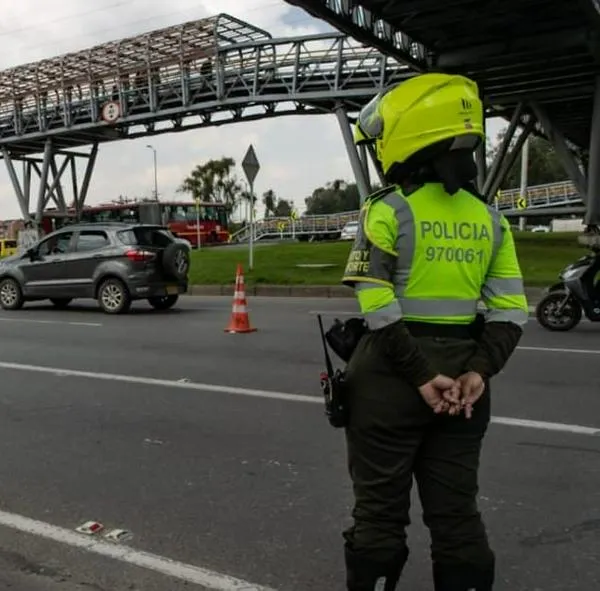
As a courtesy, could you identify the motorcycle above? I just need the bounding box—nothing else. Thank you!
[535,238,600,332]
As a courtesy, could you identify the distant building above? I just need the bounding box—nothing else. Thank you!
[0,219,24,239]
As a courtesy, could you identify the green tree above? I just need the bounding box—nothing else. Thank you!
[262,189,277,216]
[178,157,242,211]
[305,180,372,214]
[487,130,567,189]
[240,188,257,206]
[273,198,293,217]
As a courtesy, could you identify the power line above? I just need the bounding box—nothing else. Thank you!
[0,0,320,65]
[0,1,132,38]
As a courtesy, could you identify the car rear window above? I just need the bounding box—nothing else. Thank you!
[117,227,173,248]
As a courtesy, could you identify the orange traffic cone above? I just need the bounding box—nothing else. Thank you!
[224,264,256,334]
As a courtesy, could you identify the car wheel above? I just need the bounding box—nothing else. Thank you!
[148,294,179,310]
[97,278,131,314]
[0,278,24,310]
[50,298,72,309]
[162,243,190,280]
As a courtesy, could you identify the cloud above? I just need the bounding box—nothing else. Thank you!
[0,0,507,220]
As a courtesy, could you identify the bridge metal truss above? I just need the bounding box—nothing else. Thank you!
[479,102,591,218]
[284,0,428,71]
[1,143,98,223]
[0,13,411,223]
[285,0,600,228]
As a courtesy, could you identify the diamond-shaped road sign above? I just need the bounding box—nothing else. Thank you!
[242,145,260,186]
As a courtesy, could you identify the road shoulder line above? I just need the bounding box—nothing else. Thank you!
[0,508,274,590]
[0,360,597,436]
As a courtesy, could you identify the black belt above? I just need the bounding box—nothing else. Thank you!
[404,320,474,339]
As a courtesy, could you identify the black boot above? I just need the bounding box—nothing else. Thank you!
[345,546,408,591]
[432,559,494,591]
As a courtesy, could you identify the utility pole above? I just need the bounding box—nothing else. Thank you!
[146,144,158,201]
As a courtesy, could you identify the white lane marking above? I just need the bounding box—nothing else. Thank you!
[0,361,316,403]
[517,345,599,355]
[0,508,274,590]
[0,360,598,437]
[491,417,600,436]
[0,317,101,327]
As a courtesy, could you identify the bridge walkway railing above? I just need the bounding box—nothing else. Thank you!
[494,180,581,210]
[230,180,584,243]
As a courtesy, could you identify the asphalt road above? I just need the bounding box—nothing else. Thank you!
[0,295,597,590]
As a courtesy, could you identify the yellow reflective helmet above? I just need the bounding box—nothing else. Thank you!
[354,73,484,177]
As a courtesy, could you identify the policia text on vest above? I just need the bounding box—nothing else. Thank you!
[420,221,490,264]
[345,219,492,277]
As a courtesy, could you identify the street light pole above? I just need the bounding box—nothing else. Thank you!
[146,144,158,201]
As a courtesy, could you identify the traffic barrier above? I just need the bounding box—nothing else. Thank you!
[224,264,257,334]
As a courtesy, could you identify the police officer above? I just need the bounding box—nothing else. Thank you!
[340,73,528,590]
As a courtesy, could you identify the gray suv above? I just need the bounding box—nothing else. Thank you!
[0,223,190,314]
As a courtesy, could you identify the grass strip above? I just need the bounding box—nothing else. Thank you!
[189,232,583,288]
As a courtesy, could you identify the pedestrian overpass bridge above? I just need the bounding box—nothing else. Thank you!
[0,13,411,224]
[0,9,591,231]
[231,180,583,243]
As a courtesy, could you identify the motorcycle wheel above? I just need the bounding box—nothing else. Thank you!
[536,291,582,332]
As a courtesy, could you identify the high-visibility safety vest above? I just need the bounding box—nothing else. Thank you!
[342,184,529,329]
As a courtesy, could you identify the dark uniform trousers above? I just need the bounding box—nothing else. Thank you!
[344,329,495,590]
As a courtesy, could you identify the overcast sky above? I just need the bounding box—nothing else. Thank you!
[0,0,505,220]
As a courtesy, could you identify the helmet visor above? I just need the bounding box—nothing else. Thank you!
[356,92,384,143]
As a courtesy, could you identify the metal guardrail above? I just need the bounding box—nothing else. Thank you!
[494,180,580,210]
[230,211,360,242]
[231,180,583,242]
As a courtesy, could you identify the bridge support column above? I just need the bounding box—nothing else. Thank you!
[475,141,486,194]
[366,144,386,187]
[486,118,535,205]
[1,142,98,227]
[475,117,486,193]
[335,106,371,205]
[518,136,529,231]
[584,76,600,227]
[531,103,588,206]
[483,103,524,202]
[358,144,371,189]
